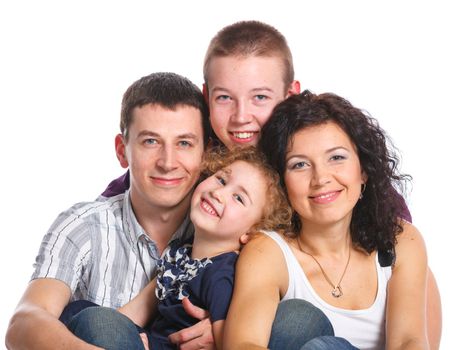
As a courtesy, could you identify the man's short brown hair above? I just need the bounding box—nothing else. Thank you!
[120,72,211,146]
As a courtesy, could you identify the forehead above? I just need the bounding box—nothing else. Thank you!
[207,56,286,92]
[226,160,268,194]
[129,103,204,138]
[289,122,355,153]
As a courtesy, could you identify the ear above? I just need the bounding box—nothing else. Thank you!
[239,232,251,245]
[286,80,301,97]
[361,170,368,184]
[115,134,129,168]
[202,83,209,106]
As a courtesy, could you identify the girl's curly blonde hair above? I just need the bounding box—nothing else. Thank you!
[201,146,292,233]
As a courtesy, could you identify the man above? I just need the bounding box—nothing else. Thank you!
[6,72,212,349]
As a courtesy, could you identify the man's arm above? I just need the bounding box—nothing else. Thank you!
[6,278,102,350]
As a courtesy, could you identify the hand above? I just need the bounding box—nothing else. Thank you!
[168,298,215,350]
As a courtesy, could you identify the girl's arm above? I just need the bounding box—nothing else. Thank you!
[223,234,287,349]
[386,222,429,350]
[118,279,158,328]
[212,320,225,350]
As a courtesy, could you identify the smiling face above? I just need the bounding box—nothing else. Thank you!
[116,103,204,214]
[206,55,299,149]
[190,160,268,242]
[284,122,367,228]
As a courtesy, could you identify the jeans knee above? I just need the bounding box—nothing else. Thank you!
[301,336,359,350]
[277,299,317,316]
[269,299,334,349]
[67,307,144,350]
[71,306,117,328]
[59,300,99,325]
[275,299,333,335]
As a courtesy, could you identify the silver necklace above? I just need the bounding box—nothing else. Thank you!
[296,237,351,298]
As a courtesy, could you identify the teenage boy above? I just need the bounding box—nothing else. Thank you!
[6,72,212,350]
[100,20,441,349]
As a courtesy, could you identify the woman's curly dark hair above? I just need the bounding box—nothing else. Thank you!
[258,90,411,254]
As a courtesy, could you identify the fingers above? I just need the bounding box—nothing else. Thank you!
[168,318,214,350]
[139,333,149,350]
[182,297,209,320]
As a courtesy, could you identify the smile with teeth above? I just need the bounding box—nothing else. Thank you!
[310,191,341,204]
[231,131,256,139]
[200,198,219,217]
[313,193,336,199]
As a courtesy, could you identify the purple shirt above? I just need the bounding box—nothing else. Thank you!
[101,171,130,198]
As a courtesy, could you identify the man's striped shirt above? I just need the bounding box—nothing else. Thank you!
[31,191,193,308]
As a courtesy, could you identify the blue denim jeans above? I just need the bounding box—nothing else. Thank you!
[269,299,358,350]
[62,299,357,349]
[300,336,359,350]
[62,301,145,350]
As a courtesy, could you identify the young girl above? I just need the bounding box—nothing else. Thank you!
[120,145,291,349]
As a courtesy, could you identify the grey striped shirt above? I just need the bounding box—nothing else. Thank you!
[31,191,193,308]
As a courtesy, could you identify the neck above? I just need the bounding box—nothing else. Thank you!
[298,218,352,257]
[129,190,192,252]
[191,230,240,260]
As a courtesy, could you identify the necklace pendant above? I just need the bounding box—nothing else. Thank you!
[331,286,343,298]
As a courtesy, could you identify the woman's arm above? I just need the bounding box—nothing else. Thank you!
[386,222,429,350]
[223,234,288,349]
[425,268,442,350]
[118,279,158,327]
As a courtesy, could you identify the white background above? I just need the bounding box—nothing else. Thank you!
[1,1,462,348]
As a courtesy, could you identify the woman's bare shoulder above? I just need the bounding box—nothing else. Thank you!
[394,221,427,267]
[237,231,289,286]
[242,231,288,257]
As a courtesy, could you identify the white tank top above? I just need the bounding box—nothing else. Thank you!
[265,231,391,350]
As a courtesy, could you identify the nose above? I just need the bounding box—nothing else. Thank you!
[230,100,252,124]
[156,146,178,171]
[210,187,224,204]
[311,164,331,187]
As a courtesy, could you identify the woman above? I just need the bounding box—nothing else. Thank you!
[224,91,428,349]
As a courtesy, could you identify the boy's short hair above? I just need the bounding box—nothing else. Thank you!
[120,72,211,146]
[203,20,294,88]
[202,146,292,233]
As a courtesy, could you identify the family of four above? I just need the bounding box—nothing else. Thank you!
[6,20,441,350]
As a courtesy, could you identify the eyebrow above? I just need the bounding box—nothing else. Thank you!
[211,86,275,94]
[286,146,351,160]
[177,133,200,141]
[250,87,275,93]
[137,130,199,141]
[326,146,350,153]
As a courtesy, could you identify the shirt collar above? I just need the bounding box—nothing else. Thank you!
[122,190,194,249]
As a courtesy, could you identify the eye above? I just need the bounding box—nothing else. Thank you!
[216,176,226,186]
[178,140,193,148]
[216,95,231,102]
[330,154,346,161]
[289,161,309,170]
[233,193,245,205]
[255,94,268,101]
[144,138,158,145]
